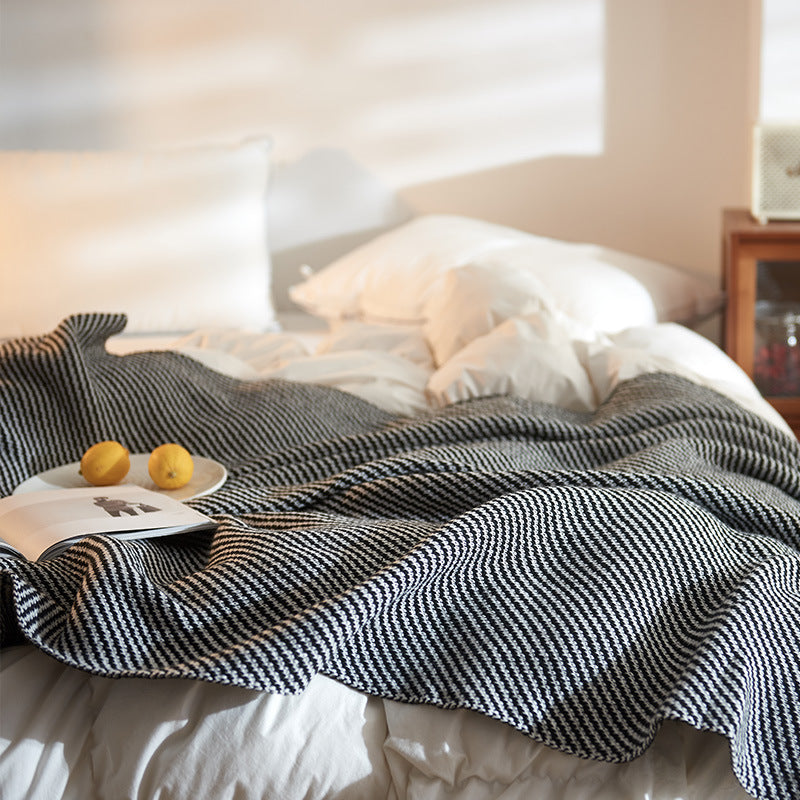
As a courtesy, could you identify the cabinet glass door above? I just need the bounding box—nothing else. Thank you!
[754,260,800,396]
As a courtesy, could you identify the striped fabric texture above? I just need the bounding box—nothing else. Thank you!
[2,314,800,800]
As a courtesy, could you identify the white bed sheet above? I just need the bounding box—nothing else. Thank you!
[2,312,780,800]
[0,644,751,800]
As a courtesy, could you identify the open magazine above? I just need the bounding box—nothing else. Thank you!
[0,485,217,562]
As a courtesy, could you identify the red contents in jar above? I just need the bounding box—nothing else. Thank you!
[754,341,800,395]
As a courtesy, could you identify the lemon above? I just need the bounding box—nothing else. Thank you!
[148,443,194,490]
[80,440,131,486]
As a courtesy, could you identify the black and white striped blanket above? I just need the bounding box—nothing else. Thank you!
[2,314,800,800]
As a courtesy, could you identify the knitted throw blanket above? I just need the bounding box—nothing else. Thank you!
[2,314,800,800]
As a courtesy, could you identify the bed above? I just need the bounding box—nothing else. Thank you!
[1,140,799,800]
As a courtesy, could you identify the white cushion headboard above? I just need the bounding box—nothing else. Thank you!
[0,138,274,337]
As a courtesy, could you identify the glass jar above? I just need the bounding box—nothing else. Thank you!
[753,301,800,396]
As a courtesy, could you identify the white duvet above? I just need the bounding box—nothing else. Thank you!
[170,311,788,434]
[1,310,778,800]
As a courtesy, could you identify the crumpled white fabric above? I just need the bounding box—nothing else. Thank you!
[426,312,598,412]
[580,322,791,432]
[318,318,434,371]
[1,644,752,800]
[424,311,792,435]
[108,313,792,436]
[258,350,431,415]
[382,700,751,800]
[0,645,391,800]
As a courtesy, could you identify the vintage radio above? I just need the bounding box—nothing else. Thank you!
[752,123,800,223]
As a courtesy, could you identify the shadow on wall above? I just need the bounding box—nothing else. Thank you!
[0,0,603,172]
[0,3,116,148]
[0,0,760,297]
[268,148,414,311]
[400,0,760,284]
[268,0,759,322]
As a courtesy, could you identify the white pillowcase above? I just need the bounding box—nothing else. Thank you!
[0,138,274,338]
[289,214,724,335]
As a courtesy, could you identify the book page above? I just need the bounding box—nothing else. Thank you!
[0,485,215,561]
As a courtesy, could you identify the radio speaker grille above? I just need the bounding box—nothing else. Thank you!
[752,124,800,222]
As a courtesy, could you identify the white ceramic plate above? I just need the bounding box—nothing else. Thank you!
[13,454,227,502]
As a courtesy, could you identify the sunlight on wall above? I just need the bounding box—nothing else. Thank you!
[0,0,603,186]
[760,0,800,120]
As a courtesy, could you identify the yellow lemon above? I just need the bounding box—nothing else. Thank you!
[80,440,131,486]
[148,443,194,490]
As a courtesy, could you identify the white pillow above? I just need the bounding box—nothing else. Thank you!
[0,138,274,338]
[289,214,724,332]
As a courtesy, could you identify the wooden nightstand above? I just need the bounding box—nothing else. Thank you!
[723,208,800,436]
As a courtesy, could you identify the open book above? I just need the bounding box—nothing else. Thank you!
[0,485,217,562]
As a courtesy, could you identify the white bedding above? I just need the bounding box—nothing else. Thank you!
[0,641,751,800]
[1,310,784,800]
[168,311,789,433]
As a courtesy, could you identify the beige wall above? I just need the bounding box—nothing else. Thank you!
[402,0,762,285]
[0,0,762,293]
